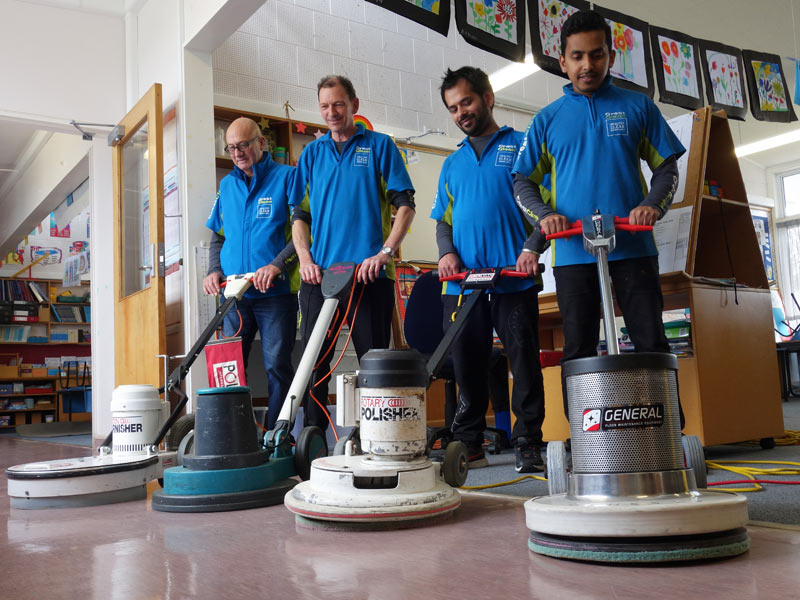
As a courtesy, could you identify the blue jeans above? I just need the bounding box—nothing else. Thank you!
[222,294,298,429]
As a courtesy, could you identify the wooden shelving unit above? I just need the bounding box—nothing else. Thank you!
[213,105,329,168]
[0,278,91,429]
[0,376,58,429]
[537,107,784,447]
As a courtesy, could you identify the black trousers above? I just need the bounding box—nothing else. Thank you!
[554,255,684,427]
[442,286,545,447]
[298,278,394,431]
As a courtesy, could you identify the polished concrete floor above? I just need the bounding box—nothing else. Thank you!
[3,435,800,600]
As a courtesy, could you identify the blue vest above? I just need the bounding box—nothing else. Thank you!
[206,153,297,297]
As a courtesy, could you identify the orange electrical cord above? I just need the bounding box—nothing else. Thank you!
[307,266,368,442]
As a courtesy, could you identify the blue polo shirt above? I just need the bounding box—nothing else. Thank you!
[289,125,414,280]
[431,126,541,295]
[206,153,298,297]
[512,77,685,266]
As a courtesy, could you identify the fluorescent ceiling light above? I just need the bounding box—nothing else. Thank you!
[735,128,800,157]
[490,53,541,92]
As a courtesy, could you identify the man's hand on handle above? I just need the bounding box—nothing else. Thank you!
[516,251,541,276]
[539,214,570,236]
[628,206,659,227]
[437,252,462,279]
[299,258,323,285]
[203,272,223,295]
[253,264,281,292]
[359,251,393,283]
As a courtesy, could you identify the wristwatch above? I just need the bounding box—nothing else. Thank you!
[381,245,394,257]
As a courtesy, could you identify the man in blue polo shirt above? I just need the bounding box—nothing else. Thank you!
[290,75,415,433]
[204,117,299,429]
[512,10,685,415]
[431,66,546,473]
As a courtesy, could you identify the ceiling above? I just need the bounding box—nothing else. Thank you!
[0,121,48,193]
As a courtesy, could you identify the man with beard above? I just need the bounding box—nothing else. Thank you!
[431,66,546,472]
[512,10,685,422]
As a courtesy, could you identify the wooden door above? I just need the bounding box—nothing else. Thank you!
[112,84,166,387]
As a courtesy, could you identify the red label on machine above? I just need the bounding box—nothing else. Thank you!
[205,339,247,388]
[582,409,601,432]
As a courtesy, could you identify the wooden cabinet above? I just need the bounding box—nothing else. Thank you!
[537,107,784,447]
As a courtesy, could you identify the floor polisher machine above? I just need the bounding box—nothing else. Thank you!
[283,265,533,529]
[525,213,749,562]
[6,273,295,510]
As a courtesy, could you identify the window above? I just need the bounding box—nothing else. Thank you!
[775,170,800,320]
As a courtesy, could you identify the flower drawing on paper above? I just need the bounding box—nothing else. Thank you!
[659,35,699,98]
[608,19,647,87]
[468,0,518,42]
[539,0,579,58]
[752,61,788,112]
[406,0,440,14]
[705,50,744,108]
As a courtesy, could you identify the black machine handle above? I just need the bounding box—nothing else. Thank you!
[426,267,539,380]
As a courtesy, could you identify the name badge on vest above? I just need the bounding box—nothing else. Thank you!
[605,112,628,137]
[354,146,371,167]
[495,144,517,168]
[257,197,273,218]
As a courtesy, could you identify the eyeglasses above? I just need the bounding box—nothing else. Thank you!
[224,137,260,155]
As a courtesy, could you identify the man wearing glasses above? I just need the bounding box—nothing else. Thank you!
[204,117,299,429]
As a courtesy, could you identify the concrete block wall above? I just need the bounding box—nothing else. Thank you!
[211,0,563,141]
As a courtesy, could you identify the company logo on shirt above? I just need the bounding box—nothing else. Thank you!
[354,146,371,167]
[605,112,628,137]
[495,144,518,168]
[257,197,272,218]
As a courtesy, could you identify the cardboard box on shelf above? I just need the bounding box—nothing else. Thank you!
[0,353,20,378]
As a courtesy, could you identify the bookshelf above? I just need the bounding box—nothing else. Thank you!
[0,277,91,428]
[535,107,784,447]
[213,105,329,171]
[0,376,58,429]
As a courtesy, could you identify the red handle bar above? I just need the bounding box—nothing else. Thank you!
[219,276,255,288]
[439,269,531,282]
[544,217,653,241]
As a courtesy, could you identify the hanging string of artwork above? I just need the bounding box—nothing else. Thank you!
[455,0,527,62]
[593,5,654,98]
[369,0,797,122]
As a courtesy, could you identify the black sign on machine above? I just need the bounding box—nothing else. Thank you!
[582,403,665,431]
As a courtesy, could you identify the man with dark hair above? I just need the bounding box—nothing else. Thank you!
[512,9,685,414]
[204,117,299,429]
[431,66,546,472]
[290,75,415,433]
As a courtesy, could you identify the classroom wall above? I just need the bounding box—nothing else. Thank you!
[0,0,126,126]
[210,0,800,207]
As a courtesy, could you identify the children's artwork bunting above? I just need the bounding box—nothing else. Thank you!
[741,49,797,122]
[649,26,704,111]
[365,0,450,37]
[697,39,748,121]
[593,5,654,98]
[455,0,527,63]
[529,0,590,77]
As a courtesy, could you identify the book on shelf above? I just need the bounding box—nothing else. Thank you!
[0,325,30,342]
[52,304,78,322]
[27,281,46,303]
